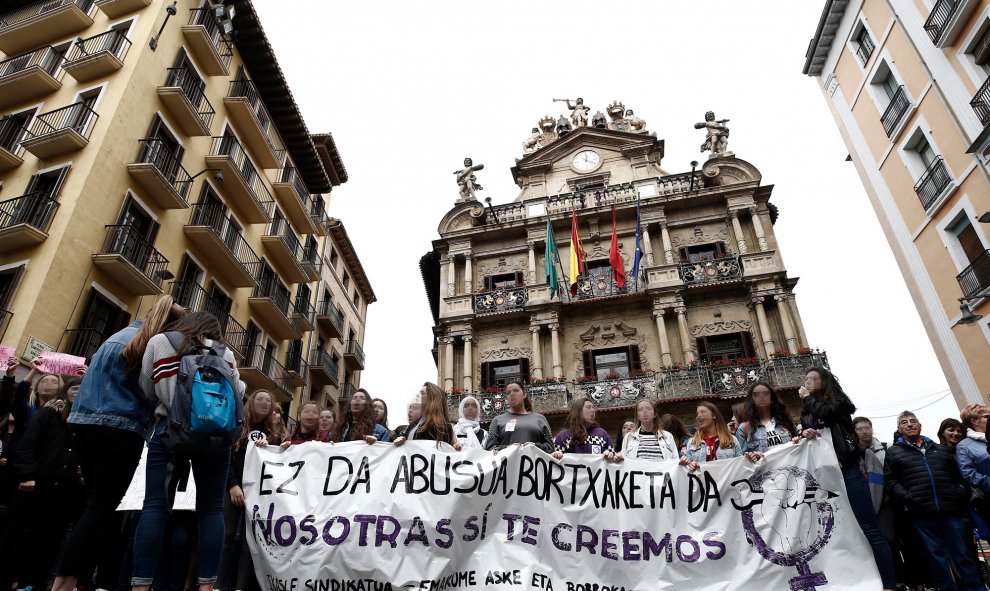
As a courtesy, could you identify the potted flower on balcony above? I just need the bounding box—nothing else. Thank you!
[604,371,620,381]
[483,385,501,394]
[446,387,464,396]
[576,374,597,384]
[772,349,795,358]
[736,356,760,366]
[798,347,814,355]
[630,368,653,379]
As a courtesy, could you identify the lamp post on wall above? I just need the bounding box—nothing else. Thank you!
[149,1,178,51]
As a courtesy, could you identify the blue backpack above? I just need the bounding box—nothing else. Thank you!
[163,331,243,451]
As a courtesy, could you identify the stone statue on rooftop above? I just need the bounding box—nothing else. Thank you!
[454,157,484,201]
[554,97,590,127]
[522,127,541,153]
[592,111,607,128]
[695,111,731,157]
[625,109,647,133]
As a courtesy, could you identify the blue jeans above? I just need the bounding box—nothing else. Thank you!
[913,514,985,591]
[131,424,230,586]
[842,463,896,588]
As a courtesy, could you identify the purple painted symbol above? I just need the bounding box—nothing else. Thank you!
[731,466,839,591]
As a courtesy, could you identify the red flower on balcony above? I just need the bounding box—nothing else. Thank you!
[773,350,794,357]
[483,386,501,394]
[576,375,597,384]
[798,347,814,355]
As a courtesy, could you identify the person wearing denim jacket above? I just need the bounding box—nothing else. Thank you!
[50,296,185,591]
[735,382,797,456]
[682,402,744,463]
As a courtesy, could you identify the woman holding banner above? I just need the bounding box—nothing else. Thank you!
[622,400,680,461]
[331,390,390,443]
[394,383,455,448]
[483,380,554,453]
[283,402,325,445]
[682,402,743,465]
[552,398,615,459]
[798,367,896,591]
[454,396,487,449]
[736,382,797,462]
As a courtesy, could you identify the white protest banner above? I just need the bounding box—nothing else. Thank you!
[39,350,85,376]
[117,446,199,511]
[244,436,881,591]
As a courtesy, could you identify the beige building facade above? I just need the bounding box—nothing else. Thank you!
[422,104,825,433]
[0,0,374,419]
[804,0,990,407]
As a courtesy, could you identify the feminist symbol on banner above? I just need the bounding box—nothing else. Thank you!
[730,466,840,591]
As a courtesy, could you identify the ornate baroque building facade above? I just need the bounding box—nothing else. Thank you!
[803,0,990,407]
[422,103,825,431]
[0,0,374,419]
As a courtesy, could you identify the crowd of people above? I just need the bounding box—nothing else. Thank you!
[0,294,987,591]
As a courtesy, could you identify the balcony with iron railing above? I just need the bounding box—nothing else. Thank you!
[315,299,344,339]
[158,67,214,136]
[971,76,990,127]
[924,0,960,45]
[64,326,109,362]
[284,349,308,387]
[168,280,247,359]
[249,276,300,341]
[475,284,528,316]
[20,100,98,159]
[224,79,283,168]
[343,339,365,370]
[308,349,340,387]
[0,0,94,55]
[0,116,27,171]
[272,165,318,234]
[292,294,316,333]
[92,224,169,295]
[914,157,952,211]
[240,345,293,403]
[63,28,130,82]
[127,138,193,209]
[855,35,875,65]
[261,216,309,284]
[182,6,232,76]
[310,195,328,235]
[0,45,65,110]
[571,268,646,303]
[679,255,743,287]
[957,249,990,300]
[183,201,261,288]
[94,0,151,19]
[881,86,911,138]
[341,382,358,399]
[0,191,59,251]
[206,135,276,224]
[302,243,321,282]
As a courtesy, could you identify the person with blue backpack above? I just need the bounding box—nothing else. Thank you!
[133,311,245,591]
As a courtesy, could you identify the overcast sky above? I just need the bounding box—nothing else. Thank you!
[254,0,960,441]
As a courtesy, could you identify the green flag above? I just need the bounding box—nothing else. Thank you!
[545,216,559,299]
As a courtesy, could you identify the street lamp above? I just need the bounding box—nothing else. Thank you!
[149,1,178,51]
[485,196,499,224]
[956,297,984,326]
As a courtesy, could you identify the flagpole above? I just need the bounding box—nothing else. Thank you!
[549,215,569,301]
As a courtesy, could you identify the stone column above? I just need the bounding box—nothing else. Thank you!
[549,323,563,377]
[463,251,473,294]
[652,307,673,367]
[746,303,766,359]
[462,335,473,392]
[787,294,809,348]
[776,294,799,354]
[527,241,537,285]
[751,296,775,357]
[529,326,544,379]
[749,206,769,251]
[729,210,748,255]
[446,256,456,297]
[675,306,695,364]
[660,222,674,264]
[442,337,455,390]
[642,224,656,266]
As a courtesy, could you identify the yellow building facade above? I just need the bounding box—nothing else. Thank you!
[804,0,990,407]
[0,0,374,419]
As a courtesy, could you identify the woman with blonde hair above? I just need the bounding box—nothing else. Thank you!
[683,401,743,465]
[395,383,455,448]
[51,295,186,591]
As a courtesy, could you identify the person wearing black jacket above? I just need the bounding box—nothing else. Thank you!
[797,367,896,591]
[885,411,984,591]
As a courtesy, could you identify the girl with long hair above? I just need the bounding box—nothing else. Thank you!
[331,390,389,443]
[394,384,455,448]
[132,311,244,591]
[551,398,616,459]
[622,400,683,462]
[683,402,743,465]
[218,390,282,591]
[52,295,186,591]
[454,396,487,449]
[482,380,553,453]
[283,402,324,445]
[372,397,394,441]
[318,408,336,442]
[798,367,896,591]
[737,382,797,461]
[659,414,691,451]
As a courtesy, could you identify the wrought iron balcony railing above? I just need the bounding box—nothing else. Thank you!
[309,349,340,384]
[344,339,365,366]
[0,44,64,78]
[914,156,952,210]
[278,165,310,204]
[136,138,192,198]
[855,35,875,65]
[0,191,59,233]
[65,28,130,63]
[254,274,292,317]
[187,6,232,69]
[98,224,168,287]
[23,100,98,141]
[64,326,106,362]
[227,79,279,149]
[316,299,345,333]
[0,0,93,29]
[0,116,26,157]
[242,344,291,397]
[971,76,990,127]
[957,249,990,300]
[475,285,528,315]
[293,293,316,325]
[209,135,276,216]
[924,0,959,44]
[164,67,215,128]
[342,383,358,399]
[680,255,742,286]
[268,216,305,264]
[168,280,247,357]
[188,201,262,276]
[881,86,911,138]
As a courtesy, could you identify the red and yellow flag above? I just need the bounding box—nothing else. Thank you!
[569,209,585,295]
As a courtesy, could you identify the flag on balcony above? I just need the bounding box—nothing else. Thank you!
[632,197,642,290]
[568,209,585,295]
[610,207,626,288]
[545,216,559,300]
